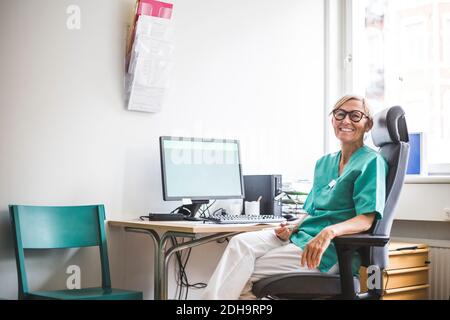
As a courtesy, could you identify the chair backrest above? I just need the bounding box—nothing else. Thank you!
[9,204,111,298]
[366,106,410,268]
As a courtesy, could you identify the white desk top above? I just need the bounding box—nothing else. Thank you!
[108,219,283,234]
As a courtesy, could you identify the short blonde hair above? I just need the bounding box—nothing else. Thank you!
[330,94,373,119]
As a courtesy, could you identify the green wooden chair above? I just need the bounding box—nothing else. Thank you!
[9,204,143,300]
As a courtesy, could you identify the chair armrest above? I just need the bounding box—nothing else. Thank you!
[333,234,389,248]
[333,234,389,300]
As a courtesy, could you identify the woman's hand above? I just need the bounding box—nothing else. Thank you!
[275,223,296,241]
[300,214,376,269]
[301,227,335,269]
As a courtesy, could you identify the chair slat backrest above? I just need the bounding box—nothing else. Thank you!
[10,205,101,249]
[9,205,111,298]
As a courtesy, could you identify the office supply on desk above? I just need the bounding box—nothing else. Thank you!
[282,214,297,221]
[243,175,283,216]
[207,214,285,225]
[281,180,311,215]
[159,136,244,221]
[145,213,186,221]
[282,195,309,215]
[244,201,260,216]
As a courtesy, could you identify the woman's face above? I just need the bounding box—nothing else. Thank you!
[332,99,372,145]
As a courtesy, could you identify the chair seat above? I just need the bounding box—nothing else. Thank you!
[26,287,143,300]
[252,273,360,299]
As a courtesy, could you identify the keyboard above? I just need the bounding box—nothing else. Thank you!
[207,215,286,224]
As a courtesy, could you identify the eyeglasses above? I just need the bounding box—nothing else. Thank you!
[332,109,369,123]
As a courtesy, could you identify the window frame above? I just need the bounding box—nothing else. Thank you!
[443,13,450,66]
[334,0,450,177]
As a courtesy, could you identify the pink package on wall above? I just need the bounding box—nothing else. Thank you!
[126,0,173,70]
[137,0,173,19]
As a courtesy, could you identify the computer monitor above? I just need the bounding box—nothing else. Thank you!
[407,132,424,175]
[159,136,244,220]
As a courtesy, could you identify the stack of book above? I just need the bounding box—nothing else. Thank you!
[281,180,312,215]
[125,0,174,113]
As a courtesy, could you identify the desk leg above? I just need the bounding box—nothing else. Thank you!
[124,228,161,300]
[158,233,174,300]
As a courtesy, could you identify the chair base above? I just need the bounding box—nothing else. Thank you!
[252,273,361,300]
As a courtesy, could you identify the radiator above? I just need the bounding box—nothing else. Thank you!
[429,245,450,300]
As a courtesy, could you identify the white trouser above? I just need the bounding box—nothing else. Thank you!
[201,229,338,300]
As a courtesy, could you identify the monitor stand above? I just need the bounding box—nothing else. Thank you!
[178,200,209,221]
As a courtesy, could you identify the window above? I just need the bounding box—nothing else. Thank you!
[349,0,450,175]
[443,14,450,65]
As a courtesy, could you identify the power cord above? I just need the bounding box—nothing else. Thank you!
[199,200,216,218]
[172,236,187,300]
[216,237,229,244]
[211,208,226,216]
[170,206,184,214]
[170,236,207,300]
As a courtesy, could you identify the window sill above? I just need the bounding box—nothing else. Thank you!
[404,175,450,184]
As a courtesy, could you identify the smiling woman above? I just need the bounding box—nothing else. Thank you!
[201,94,388,300]
[329,95,374,175]
[330,95,372,141]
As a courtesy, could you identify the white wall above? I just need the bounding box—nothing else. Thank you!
[0,0,325,299]
[396,183,450,222]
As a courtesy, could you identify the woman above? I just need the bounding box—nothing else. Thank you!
[202,95,388,300]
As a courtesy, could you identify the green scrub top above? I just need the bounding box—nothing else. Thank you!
[290,145,388,274]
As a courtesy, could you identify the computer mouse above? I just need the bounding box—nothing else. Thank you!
[282,214,296,221]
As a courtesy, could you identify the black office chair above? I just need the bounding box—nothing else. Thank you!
[252,106,410,300]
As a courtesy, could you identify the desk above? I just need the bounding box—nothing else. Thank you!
[108,219,279,300]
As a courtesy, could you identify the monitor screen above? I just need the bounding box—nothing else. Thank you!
[160,136,244,200]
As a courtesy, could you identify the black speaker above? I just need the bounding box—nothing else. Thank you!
[243,175,283,216]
